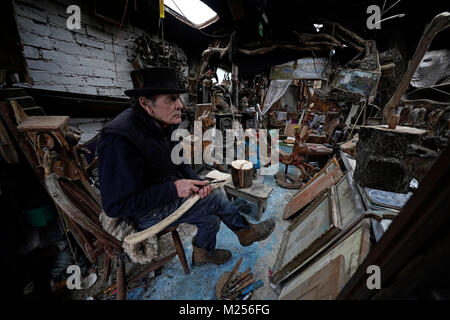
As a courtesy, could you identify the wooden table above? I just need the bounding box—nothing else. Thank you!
[223,181,273,220]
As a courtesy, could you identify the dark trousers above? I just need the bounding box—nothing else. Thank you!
[134,188,250,253]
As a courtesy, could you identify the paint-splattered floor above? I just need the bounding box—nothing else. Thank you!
[126,146,301,300]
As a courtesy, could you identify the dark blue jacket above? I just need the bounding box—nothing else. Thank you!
[97,107,199,223]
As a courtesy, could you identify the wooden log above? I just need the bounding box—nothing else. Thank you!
[231,160,253,189]
[354,125,427,193]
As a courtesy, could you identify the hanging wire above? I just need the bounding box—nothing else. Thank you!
[382,0,402,15]
[112,0,129,81]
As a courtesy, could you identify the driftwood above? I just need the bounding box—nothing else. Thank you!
[237,44,328,56]
[293,31,343,47]
[124,170,231,245]
[383,12,450,120]
[316,18,366,47]
[198,32,236,78]
[334,34,364,53]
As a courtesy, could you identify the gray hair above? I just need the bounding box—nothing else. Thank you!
[130,95,157,112]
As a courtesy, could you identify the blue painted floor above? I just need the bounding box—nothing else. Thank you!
[127,146,300,300]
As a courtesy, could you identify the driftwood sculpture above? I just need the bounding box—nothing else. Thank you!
[280,126,317,178]
[383,12,450,121]
[276,125,317,189]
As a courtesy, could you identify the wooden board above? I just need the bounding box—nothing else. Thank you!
[284,123,297,138]
[16,116,69,131]
[278,219,372,299]
[278,255,345,300]
[274,175,365,285]
[0,115,19,163]
[363,125,427,135]
[283,158,343,220]
[224,181,273,199]
[271,191,341,284]
[335,175,364,228]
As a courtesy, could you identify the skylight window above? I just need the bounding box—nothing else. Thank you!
[165,0,219,29]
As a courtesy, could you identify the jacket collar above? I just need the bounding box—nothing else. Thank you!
[131,106,175,137]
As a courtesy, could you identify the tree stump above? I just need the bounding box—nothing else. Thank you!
[231,160,254,189]
[354,125,427,193]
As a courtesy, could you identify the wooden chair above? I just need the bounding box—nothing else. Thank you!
[14,113,189,300]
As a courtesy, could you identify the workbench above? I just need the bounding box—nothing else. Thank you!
[223,181,273,221]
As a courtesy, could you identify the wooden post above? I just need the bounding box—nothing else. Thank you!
[232,63,239,109]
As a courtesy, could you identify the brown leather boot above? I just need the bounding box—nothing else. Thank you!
[234,218,275,247]
[192,245,232,266]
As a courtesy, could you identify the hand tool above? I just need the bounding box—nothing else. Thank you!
[204,179,226,186]
[221,257,243,295]
[223,277,255,298]
[225,268,251,293]
[241,279,264,296]
[238,268,251,281]
[225,273,254,295]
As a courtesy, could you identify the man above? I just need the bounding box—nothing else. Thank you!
[97,67,275,266]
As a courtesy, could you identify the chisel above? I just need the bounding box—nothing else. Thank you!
[241,279,264,296]
[221,257,243,294]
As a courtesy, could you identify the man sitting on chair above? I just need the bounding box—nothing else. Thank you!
[97,67,275,266]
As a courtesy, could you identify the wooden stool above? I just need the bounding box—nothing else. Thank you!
[223,181,273,220]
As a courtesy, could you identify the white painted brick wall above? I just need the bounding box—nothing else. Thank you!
[14,0,188,98]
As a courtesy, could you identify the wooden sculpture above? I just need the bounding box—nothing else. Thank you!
[279,125,317,179]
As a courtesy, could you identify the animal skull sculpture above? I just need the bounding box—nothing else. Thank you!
[411,49,450,88]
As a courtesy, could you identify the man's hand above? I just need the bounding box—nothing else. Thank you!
[174,179,213,199]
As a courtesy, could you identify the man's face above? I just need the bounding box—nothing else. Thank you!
[140,94,183,126]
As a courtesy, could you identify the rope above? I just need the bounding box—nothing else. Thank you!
[56,206,78,266]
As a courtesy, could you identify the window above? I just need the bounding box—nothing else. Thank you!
[164,0,219,29]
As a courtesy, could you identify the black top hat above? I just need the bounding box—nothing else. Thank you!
[124,67,187,97]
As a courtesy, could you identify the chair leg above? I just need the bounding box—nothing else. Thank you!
[116,257,126,300]
[171,230,189,275]
[103,255,112,282]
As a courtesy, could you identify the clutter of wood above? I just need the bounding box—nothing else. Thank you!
[2,4,449,302]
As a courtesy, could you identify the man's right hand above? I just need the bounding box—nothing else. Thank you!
[174,179,210,198]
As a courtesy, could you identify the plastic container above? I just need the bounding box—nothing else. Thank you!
[25,202,57,227]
